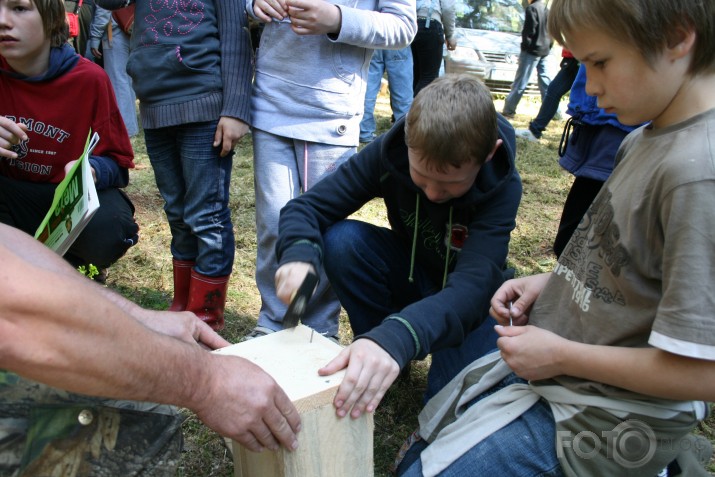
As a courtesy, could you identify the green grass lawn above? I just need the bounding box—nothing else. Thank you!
[106,93,714,476]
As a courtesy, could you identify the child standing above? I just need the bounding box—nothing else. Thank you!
[396,0,715,475]
[97,0,254,330]
[0,0,138,272]
[247,0,416,339]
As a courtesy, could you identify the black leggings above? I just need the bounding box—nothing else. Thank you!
[553,176,605,258]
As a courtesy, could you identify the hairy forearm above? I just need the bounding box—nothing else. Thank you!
[559,341,715,401]
[0,247,210,408]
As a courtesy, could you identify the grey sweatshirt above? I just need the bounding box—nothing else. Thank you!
[247,0,416,146]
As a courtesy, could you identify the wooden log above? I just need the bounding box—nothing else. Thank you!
[213,324,374,477]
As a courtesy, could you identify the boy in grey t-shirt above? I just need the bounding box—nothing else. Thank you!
[396,0,715,476]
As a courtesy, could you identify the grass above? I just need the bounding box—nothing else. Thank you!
[106,93,714,476]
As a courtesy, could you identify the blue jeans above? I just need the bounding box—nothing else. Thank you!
[323,220,499,396]
[396,374,563,477]
[529,57,579,138]
[102,22,138,137]
[502,51,551,117]
[253,129,354,335]
[144,121,235,277]
[360,48,414,142]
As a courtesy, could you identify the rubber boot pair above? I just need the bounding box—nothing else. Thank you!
[169,258,229,331]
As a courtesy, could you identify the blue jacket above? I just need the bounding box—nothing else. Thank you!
[276,116,522,368]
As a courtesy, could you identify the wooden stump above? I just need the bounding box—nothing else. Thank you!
[214,325,375,477]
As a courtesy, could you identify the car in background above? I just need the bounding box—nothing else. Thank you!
[444,0,560,95]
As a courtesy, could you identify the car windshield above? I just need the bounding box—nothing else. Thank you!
[455,0,524,34]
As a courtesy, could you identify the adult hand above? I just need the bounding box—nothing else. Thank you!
[0,117,28,159]
[195,354,302,452]
[214,116,250,157]
[136,309,231,350]
[446,37,457,50]
[495,325,569,380]
[91,47,102,58]
[253,0,288,23]
[318,339,400,419]
[286,0,341,35]
[489,272,550,326]
[274,261,316,304]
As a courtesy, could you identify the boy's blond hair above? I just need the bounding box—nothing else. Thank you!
[33,0,69,47]
[548,0,715,75]
[405,74,498,172]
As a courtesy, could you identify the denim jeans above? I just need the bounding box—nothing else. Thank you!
[396,374,563,477]
[502,50,551,117]
[529,57,579,138]
[359,47,414,142]
[253,129,354,335]
[411,19,445,97]
[102,22,138,137]
[323,220,499,395]
[144,121,235,277]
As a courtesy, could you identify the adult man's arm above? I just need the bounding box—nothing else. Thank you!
[0,224,301,452]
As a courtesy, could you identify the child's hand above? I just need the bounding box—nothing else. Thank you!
[214,116,249,157]
[489,273,550,326]
[253,0,289,23]
[274,261,317,305]
[286,0,341,35]
[495,325,569,380]
[0,117,29,159]
[63,160,97,183]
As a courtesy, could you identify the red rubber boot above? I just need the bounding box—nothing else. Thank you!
[185,270,229,331]
[169,259,195,312]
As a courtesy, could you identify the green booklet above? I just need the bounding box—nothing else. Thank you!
[34,131,100,256]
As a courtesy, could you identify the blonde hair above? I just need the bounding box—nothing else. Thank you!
[405,74,498,172]
[548,0,715,75]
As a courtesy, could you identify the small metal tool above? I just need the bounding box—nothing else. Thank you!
[282,271,319,329]
[508,301,513,326]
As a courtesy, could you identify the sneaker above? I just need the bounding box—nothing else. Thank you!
[516,128,539,142]
[240,325,276,341]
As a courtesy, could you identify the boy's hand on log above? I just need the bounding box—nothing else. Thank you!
[319,338,399,419]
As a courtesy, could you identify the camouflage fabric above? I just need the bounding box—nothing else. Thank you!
[0,371,184,477]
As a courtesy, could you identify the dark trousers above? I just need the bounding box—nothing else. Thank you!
[529,57,580,138]
[411,18,445,97]
[323,219,499,401]
[553,176,605,258]
[0,175,138,268]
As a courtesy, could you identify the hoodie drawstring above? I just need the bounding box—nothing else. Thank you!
[408,194,420,283]
[443,206,453,288]
[408,195,453,289]
[303,141,309,192]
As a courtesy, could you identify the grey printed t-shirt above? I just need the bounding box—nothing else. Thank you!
[531,107,715,398]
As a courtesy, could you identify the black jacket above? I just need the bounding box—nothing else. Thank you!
[276,116,522,368]
[522,0,551,57]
